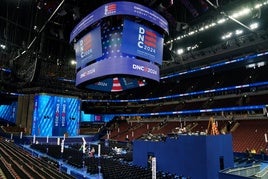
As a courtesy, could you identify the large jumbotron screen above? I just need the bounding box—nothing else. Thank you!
[71,2,168,92]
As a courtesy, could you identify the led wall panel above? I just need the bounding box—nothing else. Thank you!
[32,94,80,136]
[0,102,17,123]
[74,27,102,70]
[70,1,168,42]
[122,19,164,65]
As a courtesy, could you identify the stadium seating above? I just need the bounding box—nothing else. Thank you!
[0,137,74,178]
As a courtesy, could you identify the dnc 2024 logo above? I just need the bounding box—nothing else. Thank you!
[137,27,157,54]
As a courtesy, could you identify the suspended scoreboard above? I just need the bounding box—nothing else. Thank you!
[70,1,168,92]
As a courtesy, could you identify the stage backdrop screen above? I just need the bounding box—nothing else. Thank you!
[32,94,80,136]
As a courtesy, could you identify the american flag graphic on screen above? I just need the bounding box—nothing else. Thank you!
[111,77,123,92]
[144,30,157,48]
[104,3,117,15]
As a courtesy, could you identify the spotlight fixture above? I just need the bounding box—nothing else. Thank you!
[177,48,184,55]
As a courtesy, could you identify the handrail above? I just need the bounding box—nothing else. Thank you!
[255,166,268,177]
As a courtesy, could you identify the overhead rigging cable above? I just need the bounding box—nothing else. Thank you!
[13,0,65,61]
[205,0,254,32]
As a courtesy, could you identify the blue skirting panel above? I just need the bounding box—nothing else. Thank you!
[133,134,234,179]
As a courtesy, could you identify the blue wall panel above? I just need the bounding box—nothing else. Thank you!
[133,135,234,179]
[206,135,234,178]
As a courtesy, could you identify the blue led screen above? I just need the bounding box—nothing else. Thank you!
[81,111,95,122]
[32,94,80,136]
[72,2,167,92]
[86,77,146,92]
[81,112,115,123]
[74,27,103,70]
[70,1,168,42]
[75,23,159,92]
[0,102,17,123]
[122,19,164,65]
[76,57,159,86]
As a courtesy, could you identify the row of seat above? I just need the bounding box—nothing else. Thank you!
[30,141,188,178]
[0,138,74,179]
[103,118,268,153]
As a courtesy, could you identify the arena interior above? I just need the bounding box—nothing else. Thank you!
[0,0,268,178]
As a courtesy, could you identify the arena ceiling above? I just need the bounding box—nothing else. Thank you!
[0,0,268,100]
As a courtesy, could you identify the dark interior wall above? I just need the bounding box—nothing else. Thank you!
[16,94,34,133]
